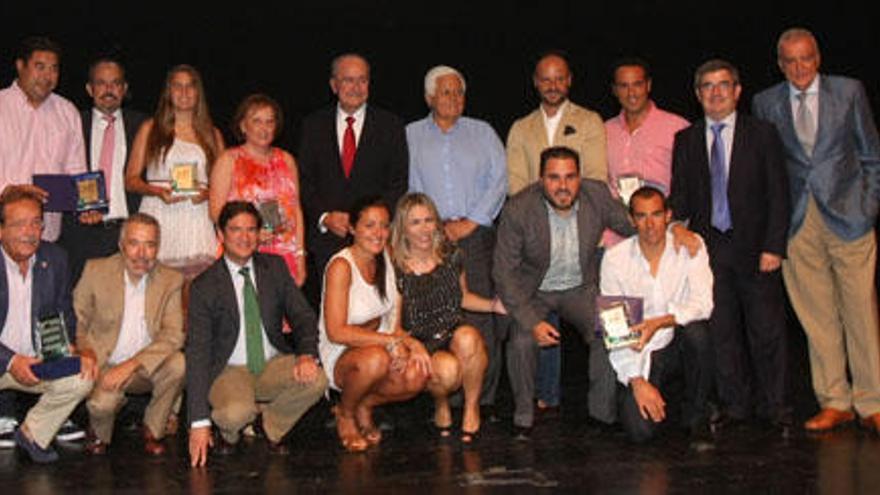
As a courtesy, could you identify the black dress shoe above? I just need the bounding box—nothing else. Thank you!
[512,425,532,442]
[710,413,748,434]
[688,422,715,452]
[771,412,795,439]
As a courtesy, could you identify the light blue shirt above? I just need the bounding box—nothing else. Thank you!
[406,115,507,226]
[539,200,583,291]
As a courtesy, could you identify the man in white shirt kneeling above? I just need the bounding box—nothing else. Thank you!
[600,186,714,447]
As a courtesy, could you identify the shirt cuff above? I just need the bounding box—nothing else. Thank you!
[191,419,212,429]
[317,212,329,234]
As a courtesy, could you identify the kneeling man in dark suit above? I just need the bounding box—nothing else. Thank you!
[187,201,327,467]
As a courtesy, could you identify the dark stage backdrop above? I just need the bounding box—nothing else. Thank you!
[2,2,878,151]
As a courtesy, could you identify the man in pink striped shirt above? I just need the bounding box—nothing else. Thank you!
[0,36,86,242]
[604,58,689,247]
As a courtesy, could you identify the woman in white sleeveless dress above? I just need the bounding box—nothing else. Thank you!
[126,64,224,278]
[318,197,431,452]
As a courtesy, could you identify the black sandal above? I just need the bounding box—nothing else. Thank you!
[460,429,481,445]
[433,423,453,440]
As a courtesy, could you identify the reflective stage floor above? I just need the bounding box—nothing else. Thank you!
[3,317,879,494]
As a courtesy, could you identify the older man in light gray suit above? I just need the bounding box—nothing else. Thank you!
[752,27,880,433]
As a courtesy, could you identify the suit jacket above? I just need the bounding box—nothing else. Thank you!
[669,113,790,264]
[493,180,633,331]
[752,75,880,240]
[506,102,608,194]
[186,252,319,423]
[73,253,184,373]
[80,107,149,215]
[0,243,74,372]
[296,104,408,266]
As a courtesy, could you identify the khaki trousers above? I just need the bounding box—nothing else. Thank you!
[0,372,93,448]
[783,197,880,416]
[87,352,185,443]
[209,354,327,443]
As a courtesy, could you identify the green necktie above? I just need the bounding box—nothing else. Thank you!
[240,266,266,375]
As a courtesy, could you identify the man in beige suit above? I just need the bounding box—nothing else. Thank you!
[506,51,608,194]
[75,213,185,455]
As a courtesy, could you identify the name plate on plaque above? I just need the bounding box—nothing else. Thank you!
[31,313,81,380]
[596,296,644,350]
[171,162,201,197]
[257,200,282,233]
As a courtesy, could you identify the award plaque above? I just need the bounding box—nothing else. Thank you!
[257,200,282,233]
[73,171,109,212]
[617,175,644,206]
[170,162,201,197]
[30,313,81,380]
[596,296,644,350]
[32,171,109,213]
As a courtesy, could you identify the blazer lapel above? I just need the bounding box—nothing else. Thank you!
[144,268,161,339]
[814,76,833,158]
[778,84,812,162]
[218,261,240,332]
[529,110,550,151]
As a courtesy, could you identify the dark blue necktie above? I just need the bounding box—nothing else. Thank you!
[710,123,731,231]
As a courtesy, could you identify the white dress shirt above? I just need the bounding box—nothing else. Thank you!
[0,248,36,362]
[541,100,568,146]
[704,111,737,179]
[224,256,279,367]
[600,232,714,384]
[335,103,366,152]
[107,270,151,365]
[788,75,820,132]
[89,108,128,220]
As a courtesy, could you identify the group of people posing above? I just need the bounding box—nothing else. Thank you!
[1,25,879,466]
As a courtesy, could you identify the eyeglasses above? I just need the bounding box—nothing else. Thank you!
[698,80,737,93]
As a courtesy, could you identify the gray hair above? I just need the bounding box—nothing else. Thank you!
[776,27,820,59]
[424,65,466,98]
[330,53,370,79]
[119,212,161,243]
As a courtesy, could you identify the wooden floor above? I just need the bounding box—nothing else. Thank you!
[3,314,880,494]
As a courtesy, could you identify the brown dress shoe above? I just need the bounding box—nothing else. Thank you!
[860,413,880,434]
[142,427,166,456]
[83,431,108,455]
[804,408,855,431]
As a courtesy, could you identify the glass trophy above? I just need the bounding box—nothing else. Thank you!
[31,313,81,379]
[257,200,282,233]
[170,162,201,197]
[617,175,644,207]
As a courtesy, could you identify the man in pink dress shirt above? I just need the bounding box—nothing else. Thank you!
[0,36,86,243]
[604,58,689,247]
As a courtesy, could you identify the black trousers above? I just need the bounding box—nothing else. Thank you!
[707,229,789,420]
[618,321,712,443]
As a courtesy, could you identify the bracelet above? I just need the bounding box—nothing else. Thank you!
[385,337,403,354]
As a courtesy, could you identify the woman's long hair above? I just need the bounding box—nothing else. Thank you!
[390,192,451,271]
[144,64,220,173]
[349,196,391,302]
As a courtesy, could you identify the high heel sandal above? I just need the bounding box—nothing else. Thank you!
[333,406,369,452]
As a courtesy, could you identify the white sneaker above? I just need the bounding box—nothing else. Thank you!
[0,416,18,449]
[55,419,86,442]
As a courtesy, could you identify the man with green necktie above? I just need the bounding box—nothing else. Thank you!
[186,201,327,467]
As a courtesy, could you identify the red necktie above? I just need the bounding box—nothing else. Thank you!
[342,115,356,178]
[98,114,116,200]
